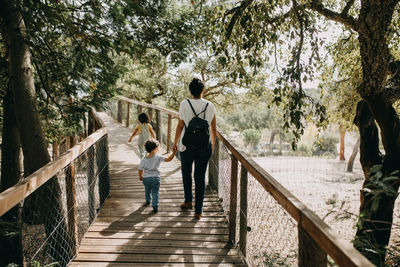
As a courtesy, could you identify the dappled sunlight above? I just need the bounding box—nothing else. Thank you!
[71,112,240,266]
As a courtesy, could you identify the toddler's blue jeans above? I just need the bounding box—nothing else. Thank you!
[142,176,161,209]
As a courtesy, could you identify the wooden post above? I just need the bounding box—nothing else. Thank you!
[87,111,96,223]
[52,140,59,160]
[167,114,172,152]
[117,100,123,123]
[155,109,162,143]
[65,136,78,255]
[126,102,130,127]
[298,225,327,267]
[88,110,95,135]
[239,166,248,256]
[208,139,220,191]
[228,155,238,244]
[97,136,110,206]
[148,107,153,121]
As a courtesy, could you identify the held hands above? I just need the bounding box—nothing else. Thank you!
[172,144,178,152]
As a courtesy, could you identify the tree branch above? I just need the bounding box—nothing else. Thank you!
[341,0,355,16]
[309,0,358,32]
[225,0,253,39]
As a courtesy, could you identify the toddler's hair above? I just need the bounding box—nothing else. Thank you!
[144,139,159,153]
[138,113,150,124]
[189,78,205,97]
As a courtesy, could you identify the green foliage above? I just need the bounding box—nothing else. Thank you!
[31,261,59,267]
[256,251,296,267]
[361,165,400,212]
[1,0,197,141]
[210,1,328,144]
[297,143,312,156]
[117,50,171,104]
[311,132,338,157]
[226,106,274,132]
[0,219,19,240]
[242,128,261,149]
[319,31,362,129]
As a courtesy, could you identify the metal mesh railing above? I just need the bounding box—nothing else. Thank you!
[110,97,374,267]
[0,112,109,267]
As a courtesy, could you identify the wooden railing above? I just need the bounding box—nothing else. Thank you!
[115,97,374,267]
[0,109,109,266]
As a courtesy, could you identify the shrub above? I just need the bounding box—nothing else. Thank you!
[312,132,339,157]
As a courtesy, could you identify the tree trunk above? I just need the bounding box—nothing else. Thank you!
[352,2,400,264]
[339,126,345,161]
[353,100,400,265]
[0,1,72,264]
[269,130,276,145]
[347,137,360,172]
[0,83,23,266]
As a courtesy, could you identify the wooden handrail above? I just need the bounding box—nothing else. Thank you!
[0,115,107,217]
[118,97,374,267]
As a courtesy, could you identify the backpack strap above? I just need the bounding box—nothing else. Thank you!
[197,103,209,119]
[187,99,198,117]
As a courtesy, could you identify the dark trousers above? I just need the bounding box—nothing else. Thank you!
[180,144,212,214]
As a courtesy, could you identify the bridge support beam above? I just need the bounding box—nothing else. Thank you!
[239,166,248,256]
[209,139,219,191]
[117,100,123,123]
[155,110,162,143]
[299,225,327,267]
[126,102,130,127]
[228,155,238,244]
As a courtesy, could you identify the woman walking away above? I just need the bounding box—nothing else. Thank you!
[128,113,156,158]
[172,78,217,220]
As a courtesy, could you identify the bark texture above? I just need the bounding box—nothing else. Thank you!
[0,83,23,266]
[0,1,72,264]
[339,128,345,161]
[351,1,400,264]
[353,100,400,265]
[346,137,360,172]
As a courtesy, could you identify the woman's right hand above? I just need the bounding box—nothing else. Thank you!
[172,144,178,152]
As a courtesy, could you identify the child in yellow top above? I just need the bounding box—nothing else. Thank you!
[128,113,156,158]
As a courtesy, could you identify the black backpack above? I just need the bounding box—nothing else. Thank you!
[182,100,210,151]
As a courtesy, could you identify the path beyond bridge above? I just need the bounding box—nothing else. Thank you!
[70,113,245,266]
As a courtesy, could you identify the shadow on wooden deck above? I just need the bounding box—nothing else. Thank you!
[70,113,245,266]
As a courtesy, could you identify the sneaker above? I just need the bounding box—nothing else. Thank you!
[145,201,150,205]
[180,202,193,210]
[194,213,202,220]
[153,207,158,213]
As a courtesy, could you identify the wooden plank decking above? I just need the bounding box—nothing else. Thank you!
[70,113,245,266]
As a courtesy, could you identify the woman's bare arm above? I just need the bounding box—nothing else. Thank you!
[210,115,217,152]
[128,127,139,142]
[172,119,185,150]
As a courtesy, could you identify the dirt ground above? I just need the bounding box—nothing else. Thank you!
[252,154,400,263]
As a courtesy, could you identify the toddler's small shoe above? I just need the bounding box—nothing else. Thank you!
[194,213,202,220]
[145,201,150,205]
[153,207,158,213]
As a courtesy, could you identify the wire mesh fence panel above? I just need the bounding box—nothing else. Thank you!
[18,135,110,266]
[107,100,118,120]
[128,103,139,130]
[214,142,232,216]
[246,173,298,267]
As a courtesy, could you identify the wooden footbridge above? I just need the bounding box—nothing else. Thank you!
[0,98,374,266]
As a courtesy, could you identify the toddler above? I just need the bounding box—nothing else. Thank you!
[138,139,177,212]
[128,113,156,158]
